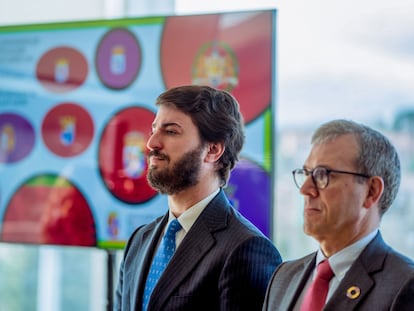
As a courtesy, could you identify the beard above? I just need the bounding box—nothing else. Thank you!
[147,145,204,195]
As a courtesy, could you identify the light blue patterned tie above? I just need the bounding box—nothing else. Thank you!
[142,219,182,310]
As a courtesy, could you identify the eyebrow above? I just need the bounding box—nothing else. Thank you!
[152,122,182,130]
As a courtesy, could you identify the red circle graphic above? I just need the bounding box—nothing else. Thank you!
[161,11,273,124]
[41,103,94,157]
[1,174,96,247]
[36,46,88,93]
[98,106,157,204]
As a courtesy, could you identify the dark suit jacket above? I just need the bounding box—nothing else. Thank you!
[262,232,414,311]
[114,190,282,311]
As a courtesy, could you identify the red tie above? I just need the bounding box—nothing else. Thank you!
[300,260,334,311]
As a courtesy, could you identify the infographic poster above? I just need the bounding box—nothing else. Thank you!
[0,10,276,249]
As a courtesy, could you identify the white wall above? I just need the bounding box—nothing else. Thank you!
[0,0,107,25]
[0,0,180,26]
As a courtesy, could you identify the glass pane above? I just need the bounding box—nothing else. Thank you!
[0,243,113,311]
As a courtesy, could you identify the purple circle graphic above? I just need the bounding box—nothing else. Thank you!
[225,158,271,237]
[0,113,35,163]
[95,28,142,89]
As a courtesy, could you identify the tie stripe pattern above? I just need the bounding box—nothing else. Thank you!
[300,259,334,311]
[142,219,182,311]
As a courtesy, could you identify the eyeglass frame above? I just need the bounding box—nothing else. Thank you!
[292,166,371,190]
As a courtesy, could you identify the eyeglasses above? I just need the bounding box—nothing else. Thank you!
[292,166,370,190]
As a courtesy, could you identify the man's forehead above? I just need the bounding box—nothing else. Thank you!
[152,106,192,128]
[307,136,358,165]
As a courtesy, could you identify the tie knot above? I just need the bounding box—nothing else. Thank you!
[317,260,334,281]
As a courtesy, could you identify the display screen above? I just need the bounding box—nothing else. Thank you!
[0,10,276,249]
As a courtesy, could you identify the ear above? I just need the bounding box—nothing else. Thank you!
[205,142,225,163]
[363,176,384,209]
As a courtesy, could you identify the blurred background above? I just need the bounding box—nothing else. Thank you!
[0,0,413,310]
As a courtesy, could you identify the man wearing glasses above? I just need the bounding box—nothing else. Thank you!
[263,119,414,311]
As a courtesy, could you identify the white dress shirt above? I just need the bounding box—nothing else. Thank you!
[166,188,220,248]
[293,229,379,310]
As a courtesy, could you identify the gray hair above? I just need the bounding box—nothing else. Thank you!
[311,119,401,216]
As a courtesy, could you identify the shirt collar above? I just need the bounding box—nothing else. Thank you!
[168,188,220,233]
[316,228,379,280]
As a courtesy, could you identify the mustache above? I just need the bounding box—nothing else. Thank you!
[148,150,169,161]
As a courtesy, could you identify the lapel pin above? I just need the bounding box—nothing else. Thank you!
[346,286,361,299]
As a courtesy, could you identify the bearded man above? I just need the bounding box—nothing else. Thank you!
[114,85,282,311]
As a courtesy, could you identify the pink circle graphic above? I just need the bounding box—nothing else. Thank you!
[95,28,142,89]
[0,113,35,163]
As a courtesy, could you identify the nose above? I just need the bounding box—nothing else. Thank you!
[299,175,319,197]
[146,130,161,151]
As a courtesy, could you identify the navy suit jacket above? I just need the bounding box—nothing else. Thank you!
[262,232,414,311]
[114,190,282,311]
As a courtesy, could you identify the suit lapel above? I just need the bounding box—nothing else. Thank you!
[285,254,316,310]
[148,190,229,310]
[325,262,375,310]
[129,215,168,310]
[325,233,388,310]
